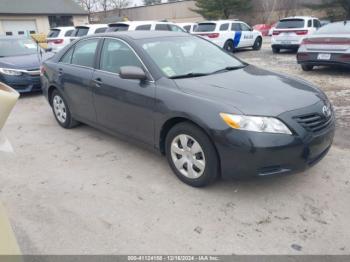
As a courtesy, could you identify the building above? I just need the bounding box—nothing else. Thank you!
[91,0,326,26]
[0,0,88,36]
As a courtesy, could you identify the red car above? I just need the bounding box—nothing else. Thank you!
[253,24,272,36]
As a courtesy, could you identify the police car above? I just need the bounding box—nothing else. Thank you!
[193,20,263,52]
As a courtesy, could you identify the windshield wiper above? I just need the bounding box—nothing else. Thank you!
[169,72,209,79]
[211,65,246,74]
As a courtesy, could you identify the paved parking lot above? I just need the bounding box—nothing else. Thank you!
[0,37,349,255]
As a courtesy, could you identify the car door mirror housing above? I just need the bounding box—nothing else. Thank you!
[120,66,147,81]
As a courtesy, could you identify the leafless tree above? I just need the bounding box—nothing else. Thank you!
[110,0,130,16]
[76,0,98,14]
[258,0,279,23]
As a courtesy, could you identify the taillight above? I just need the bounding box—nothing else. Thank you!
[301,38,311,45]
[297,53,309,60]
[340,54,350,61]
[295,30,308,35]
[47,39,64,44]
[207,33,220,38]
[273,30,280,36]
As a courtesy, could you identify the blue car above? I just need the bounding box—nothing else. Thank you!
[0,37,42,93]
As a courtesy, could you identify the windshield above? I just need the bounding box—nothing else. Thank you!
[0,38,37,57]
[141,36,245,78]
[195,23,217,32]
[316,22,350,34]
[276,19,305,29]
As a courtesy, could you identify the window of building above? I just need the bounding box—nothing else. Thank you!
[48,16,74,28]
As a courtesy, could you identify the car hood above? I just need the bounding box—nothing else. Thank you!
[0,54,41,70]
[174,65,325,116]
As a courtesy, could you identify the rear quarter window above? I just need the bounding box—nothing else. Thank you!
[135,24,152,31]
[276,19,305,29]
[196,23,217,32]
[48,29,60,38]
[95,27,107,34]
[64,30,74,37]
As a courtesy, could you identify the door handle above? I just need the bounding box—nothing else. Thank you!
[93,78,103,88]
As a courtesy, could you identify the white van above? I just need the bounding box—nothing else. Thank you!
[193,20,263,52]
[271,16,321,53]
[106,21,185,32]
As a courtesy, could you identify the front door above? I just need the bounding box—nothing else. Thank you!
[92,38,156,145]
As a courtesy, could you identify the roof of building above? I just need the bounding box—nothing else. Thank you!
[0,0,87,15]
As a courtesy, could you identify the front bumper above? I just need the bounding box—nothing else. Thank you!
[214,103,336,179]
[297,52,350,67]
[0,74,41,93]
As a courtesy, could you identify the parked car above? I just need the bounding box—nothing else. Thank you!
[106,21,185,32]
[47,26,75,52]
[271,16,321,53]
[297,21,350,71]
[70,24,108,42]
[41,31,335,187]
[253,24,272,36]
[193,20,263,52]
[176,22,198,33]
[0,37,42,93]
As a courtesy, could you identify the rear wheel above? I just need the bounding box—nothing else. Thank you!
[51,90,79,129]
[253,37,262,50]
[301,64,314,71]
[272,47,280,53]
[165,122,219,187]
[224,40,235,53]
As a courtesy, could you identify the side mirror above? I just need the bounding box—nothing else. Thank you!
[120,66,147,81]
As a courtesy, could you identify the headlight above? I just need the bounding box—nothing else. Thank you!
[220,113,292,135]
[0,68,23,76]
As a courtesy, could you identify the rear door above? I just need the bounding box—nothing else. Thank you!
[240,23,254,47]
[92,38,156,145]
[57,38,100,123]
[231,23,243,48]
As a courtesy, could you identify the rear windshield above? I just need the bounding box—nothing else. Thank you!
[316,21,350,34]
[195,23,217,32]
[72,27,89,37]
[276,19,305,29]
[47,29,60,38]
[106,24,129,32]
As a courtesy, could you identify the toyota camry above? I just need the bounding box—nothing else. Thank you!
[41,32,335,187]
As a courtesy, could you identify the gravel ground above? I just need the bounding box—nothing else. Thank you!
[0,38,349,255]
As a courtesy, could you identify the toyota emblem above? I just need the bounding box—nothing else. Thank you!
[323,105,332,118]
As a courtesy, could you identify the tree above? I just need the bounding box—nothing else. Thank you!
[110,0,130,9]
[192,0,252,20]
[304,0,350,20]
[143,0,162,6]
[75,0,98,14]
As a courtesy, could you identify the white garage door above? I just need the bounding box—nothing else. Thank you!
[1,20,37,36]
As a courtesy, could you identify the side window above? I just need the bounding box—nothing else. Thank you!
[169,24,184,32]
[60,47,74,64]
[155,24,170,31]
[231,23,241,31]
[100,38,143,74]
[314,19,321,28]
[308,20,312,27]
[71,39,99,68]
[95,27,107,34]
[65,30,74,37]
[240,23,251,31]
[220,23,229,31]
[135,24,152,31]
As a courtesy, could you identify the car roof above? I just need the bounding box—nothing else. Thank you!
[50,26,75,30]
[86,31,189,40]
[281,16,318,20]
[108,21,177,26]
[199,20,240,24]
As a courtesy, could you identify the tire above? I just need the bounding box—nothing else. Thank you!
[51,90,79,129]
[253,37,262,50]
[165,122,219,187]
[272,47,280,53]
[301,64,314,71]
[224,40,235,53]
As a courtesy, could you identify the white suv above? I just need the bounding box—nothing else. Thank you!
[70,24,108,42]
[106,21,185,32]
[47,27,75,52]
[193,20,263,52]
[271,16,321,53]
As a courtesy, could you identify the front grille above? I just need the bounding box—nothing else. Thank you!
[294,113,333,133]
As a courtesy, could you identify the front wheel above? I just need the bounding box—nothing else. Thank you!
[253,37,262,50]
[165,122,219,187]
[51,90,79,129]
